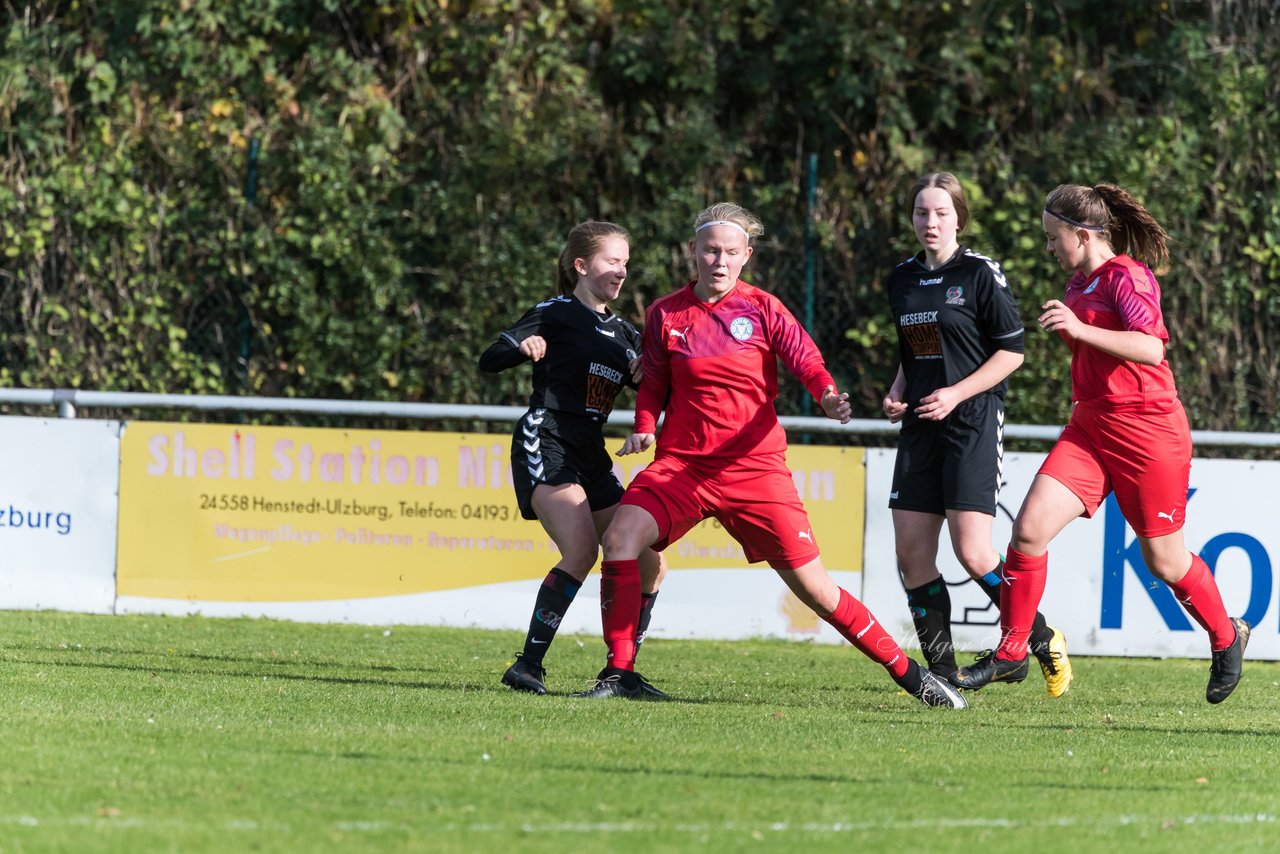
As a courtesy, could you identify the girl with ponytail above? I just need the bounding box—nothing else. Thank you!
[955,184,1249,704]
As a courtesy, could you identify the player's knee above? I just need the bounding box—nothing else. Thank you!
[1009,519,1049,554]
[954,545,994,577]
[601,524,643,562]
[894,540,931,571]
[1143,553,1187,584]
[557,547,599,576]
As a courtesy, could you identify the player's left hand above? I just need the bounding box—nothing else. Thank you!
[628,355,643,384]
[616,433,655,456]
[915,386,963,421]
[820,386,852,424]
[1039,299,1084,340]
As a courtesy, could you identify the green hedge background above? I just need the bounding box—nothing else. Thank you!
[2,0,1278,432]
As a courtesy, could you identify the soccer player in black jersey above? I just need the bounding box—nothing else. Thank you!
[882,172,1073,697]
[479,221,666,696]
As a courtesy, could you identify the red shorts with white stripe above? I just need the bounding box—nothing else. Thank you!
[1038,397,1191,538]
[620,453,821,569]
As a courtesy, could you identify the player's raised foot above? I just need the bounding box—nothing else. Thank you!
[953,650,1029,690]
[573,667,642,700]
[1206,617,1250,705]
[1030,626,1073,698]
[914,669,967,708]
[501,654,547,695]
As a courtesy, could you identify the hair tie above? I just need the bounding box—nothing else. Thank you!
[1044,208,1104,232]
[694,220,751,239]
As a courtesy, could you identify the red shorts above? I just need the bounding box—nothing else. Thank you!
[1038,398,1191,538]
[621,453,821,569]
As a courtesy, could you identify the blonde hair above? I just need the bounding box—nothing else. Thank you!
[557,221,630,296]
[693,203,764,243]
[1044,183,1169,270]
[909,172,970,234]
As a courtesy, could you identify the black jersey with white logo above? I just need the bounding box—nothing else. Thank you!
[478,295,642,421]
[888,246,1024,408]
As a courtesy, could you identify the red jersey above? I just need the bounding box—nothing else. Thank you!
[635,280,835,463]
[1061,255,1177,406]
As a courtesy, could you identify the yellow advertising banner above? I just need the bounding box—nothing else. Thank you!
[117,422,865,602]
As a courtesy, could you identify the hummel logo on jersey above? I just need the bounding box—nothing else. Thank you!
[596,327,616,337]
[1157,508,1178,523]
[1083,277,1101,295]
[798,530,813,543]
[919,276,943,286]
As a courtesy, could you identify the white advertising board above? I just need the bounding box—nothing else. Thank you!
[862,448,1278,661]
[0,416,120,613]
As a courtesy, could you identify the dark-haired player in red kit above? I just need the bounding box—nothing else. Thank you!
[573,202,966,708]
[955,183,1249,703]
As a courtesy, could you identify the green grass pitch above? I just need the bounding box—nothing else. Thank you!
[2,611,1278,852]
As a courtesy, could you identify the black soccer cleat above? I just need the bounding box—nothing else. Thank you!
[914,669,968,708]
[929,666,961,689]
[952,650,1029,690]
[573,667,643,699]
[501,654,547,695]
[633,671,668,700]
[1206,617,1250,705]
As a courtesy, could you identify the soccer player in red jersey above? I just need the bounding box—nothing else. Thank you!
[884,172,1072,698]
[954,184,1249,703]
[479,221,667,695]
[574,202,967,708]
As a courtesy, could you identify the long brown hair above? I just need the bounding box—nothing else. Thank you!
[557,221,630,296]
[1044,183,1169,270]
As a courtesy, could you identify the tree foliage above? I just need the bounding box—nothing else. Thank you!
[2,0,1277,431]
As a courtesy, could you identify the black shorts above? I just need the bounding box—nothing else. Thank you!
[889,393,1004,516]
[510,408,624,520]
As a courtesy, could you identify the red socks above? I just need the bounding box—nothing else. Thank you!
[996,547,1048,661]
[1169,553,1235,650]
[600,559,641,671]
[823,587,909,679]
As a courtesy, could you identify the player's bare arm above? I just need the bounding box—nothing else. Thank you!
[1040,299,1163,365]
[916,350,1023,421]
[883,364,909,423]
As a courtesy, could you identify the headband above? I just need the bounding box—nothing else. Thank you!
[695,219,751,239]
[1044,208,1104,232]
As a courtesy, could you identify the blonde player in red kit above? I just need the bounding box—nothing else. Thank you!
[573,202,966,708]
[955,183,1249,703]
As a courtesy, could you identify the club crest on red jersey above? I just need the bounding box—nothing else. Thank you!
[729,317,754,341]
